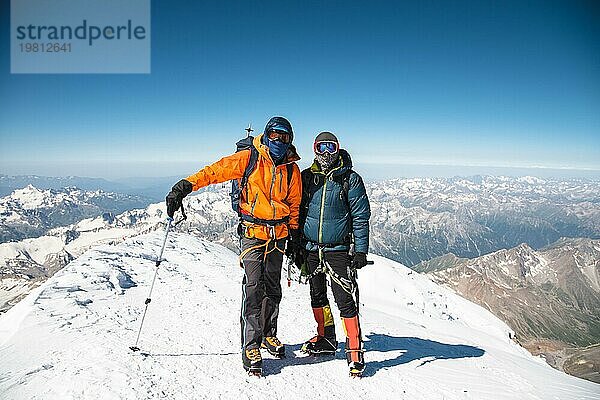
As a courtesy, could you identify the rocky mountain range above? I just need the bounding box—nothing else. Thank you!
[416,238,600,382]
[368,175,600,266]
[3,175,599,267]
[0,185,150,242]
[0,174,180,200]
[0,175,130,197]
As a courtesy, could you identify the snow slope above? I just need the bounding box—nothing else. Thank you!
[0,232,598,399]
[0,188,235,313]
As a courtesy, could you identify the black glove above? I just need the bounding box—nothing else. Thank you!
[351,252,368,270]
[285,229,301,259]
[294,248,307,270]
[165,179,193,218]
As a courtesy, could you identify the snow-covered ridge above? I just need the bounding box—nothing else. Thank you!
[0,188,236,313]
[7,185,110,210]
[3,185,131,213]
[0,232,597,399]
[0,184,148,243]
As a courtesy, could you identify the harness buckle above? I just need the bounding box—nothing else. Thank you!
[268,225,276,240]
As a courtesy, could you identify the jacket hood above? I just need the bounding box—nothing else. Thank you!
[254,134,300,165]
[311,149,352,176]
[263,116,294,143]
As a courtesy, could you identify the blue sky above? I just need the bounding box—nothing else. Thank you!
[0,1,599,179]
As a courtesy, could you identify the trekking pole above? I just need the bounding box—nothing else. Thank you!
[287,257,293,287]
[130,217,173,352]
[129,202,188,353]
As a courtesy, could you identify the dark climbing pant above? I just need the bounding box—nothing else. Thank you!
[306,250,357,318]
[239,237,285,350]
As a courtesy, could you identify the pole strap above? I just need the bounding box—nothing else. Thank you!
[174,204,187,226]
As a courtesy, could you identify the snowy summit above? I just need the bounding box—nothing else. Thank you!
[0,231,598,399]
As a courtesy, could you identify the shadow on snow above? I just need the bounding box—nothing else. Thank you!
[263,343,339,376]
[134,334,484,378]
[264,333,485,377]
[138,352,239,357]
[360,334,485,377]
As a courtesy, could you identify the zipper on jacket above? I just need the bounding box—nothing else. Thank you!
[318,176,328,243]
[269,165,276,219]
[279,170,283,193]
[317,164,344,244]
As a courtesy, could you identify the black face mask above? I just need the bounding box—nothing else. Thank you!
[315,151,339,172]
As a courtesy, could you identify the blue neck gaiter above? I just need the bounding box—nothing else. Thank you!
[267,139,290,164]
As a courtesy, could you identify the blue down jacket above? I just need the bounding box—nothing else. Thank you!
[299,149,371,253]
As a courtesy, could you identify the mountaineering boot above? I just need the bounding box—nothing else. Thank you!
[301,305,337,355]
[261,336,285,358]
[302,335,337,355]
[342,315,365,377]
[242,347,262,375]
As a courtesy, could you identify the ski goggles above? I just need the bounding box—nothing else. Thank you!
[267,129,292,143]
[314,140,339,154]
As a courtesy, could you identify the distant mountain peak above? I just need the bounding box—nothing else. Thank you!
[0,185,150,243]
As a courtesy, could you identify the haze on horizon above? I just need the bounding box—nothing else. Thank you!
[1,160,599,182]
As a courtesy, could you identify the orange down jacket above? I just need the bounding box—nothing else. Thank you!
[185,134,302,240]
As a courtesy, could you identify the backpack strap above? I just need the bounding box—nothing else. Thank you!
[282,163,296,204]
[336,169,353,242]
[239,146,259,198]
[337,169,352,211]
[286,163,294,186]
